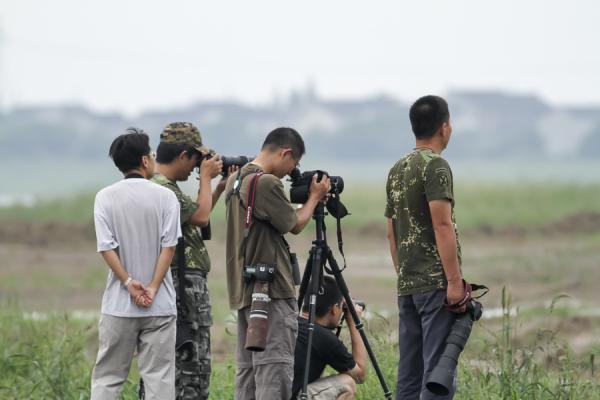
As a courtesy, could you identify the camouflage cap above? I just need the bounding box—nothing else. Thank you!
[159,122,213,155]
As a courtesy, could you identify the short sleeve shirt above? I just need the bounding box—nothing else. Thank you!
[385,148,462,296]
[292,317,356,397]
[152,174,211,272]
[225,163,298,310]
[94,178,181,317]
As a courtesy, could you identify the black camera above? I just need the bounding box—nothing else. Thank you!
[243,264,276,283]
[425,299,483,396]
[197,154,253,176]
[289,168,344,204]
[288,168,348,220]
[342,299,366,312]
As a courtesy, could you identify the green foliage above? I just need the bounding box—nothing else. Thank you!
[0,192,96,223]
[456,288,600,399]
[0,308,141,399]
[3,184,600,232]
[2,292,598,399]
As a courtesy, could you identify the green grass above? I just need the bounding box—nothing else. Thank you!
[2,184,600,231]
[1,291,599,399]
[0,192,96,224]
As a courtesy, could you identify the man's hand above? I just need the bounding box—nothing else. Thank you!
[138,286,157,308]
[308,174,330,202]
[200,154,223,180]
[345,301,365,325]
[216,165,239,192]
[127,280,151,307]
[446,279,466,313]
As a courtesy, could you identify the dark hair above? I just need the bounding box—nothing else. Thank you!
[409,95,450,139]
[302,276,343,317]
[108,127,151,173]
[261,127,305,160]
[156,142,199,164]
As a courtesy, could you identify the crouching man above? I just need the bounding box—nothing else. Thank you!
[292,277,368,400]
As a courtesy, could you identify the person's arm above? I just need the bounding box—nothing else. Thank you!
[343,304,368,384]
[290,174,330,234]
[188,155,223,227]
[387,218,399,274]
[142,246,177,303]
[100,249,147,305]
[429,199,464,311]
[211,165,238,210]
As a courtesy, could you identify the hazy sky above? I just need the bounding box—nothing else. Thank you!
[1,0,599,115]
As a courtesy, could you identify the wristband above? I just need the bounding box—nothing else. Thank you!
[124,276,133,287]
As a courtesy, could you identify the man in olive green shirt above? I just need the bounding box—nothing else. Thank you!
[385,96,465,400]
[151,122,227,400]
[225,127,329,400]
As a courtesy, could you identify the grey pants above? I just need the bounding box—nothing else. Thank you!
[396,289,457,400]
[235,298,298,400]
[91,314,176,400]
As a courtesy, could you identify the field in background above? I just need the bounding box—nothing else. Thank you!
[1,183,600,398]
[3,183,600,229]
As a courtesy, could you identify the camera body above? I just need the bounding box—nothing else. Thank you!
[342,298,366,313]
[197,154,253,176]
[288,168,344,204]
[243,263,276,283]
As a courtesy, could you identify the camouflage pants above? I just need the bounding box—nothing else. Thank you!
[173,269,212,400]
[141,269,213,400]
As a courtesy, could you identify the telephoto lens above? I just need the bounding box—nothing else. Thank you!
[245,281,271,352]
[425,300,483,395]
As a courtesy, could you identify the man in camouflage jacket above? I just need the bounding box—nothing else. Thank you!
[385,96,465,400]
[149,122,231,399]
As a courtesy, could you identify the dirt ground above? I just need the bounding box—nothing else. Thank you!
[2,217,600,356]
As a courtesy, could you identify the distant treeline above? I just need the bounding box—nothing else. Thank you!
[1,90,600,163]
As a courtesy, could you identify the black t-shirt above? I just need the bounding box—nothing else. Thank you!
[292,317,356,397]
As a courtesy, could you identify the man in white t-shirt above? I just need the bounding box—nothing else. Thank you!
[91,128,181,400]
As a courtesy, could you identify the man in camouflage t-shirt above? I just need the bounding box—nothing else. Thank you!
[385,96,465,400]
[150,122,227,400]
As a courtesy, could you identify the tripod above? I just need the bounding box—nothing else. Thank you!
[297,203,392,399]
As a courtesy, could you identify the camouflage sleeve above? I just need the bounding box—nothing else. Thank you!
[384,167,396,219]
[179,192,199,223]
[170,185,198,223]
[424,157,453,202]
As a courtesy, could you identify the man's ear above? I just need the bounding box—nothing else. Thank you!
[328,304,337,317]
[438,122,449,139]
[178,150,188,160]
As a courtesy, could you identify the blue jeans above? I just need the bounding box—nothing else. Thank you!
[396,289,457,400]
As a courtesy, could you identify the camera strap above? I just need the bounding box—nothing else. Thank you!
[176,236,188,317]
[322,202,347,273]
[444,280,489,311]
[244,172,264,236]
[240,172,264,267]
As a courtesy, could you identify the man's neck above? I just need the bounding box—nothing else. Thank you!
[414,139,443,155]
[251,152,275,175]
[124,168,149,179]
[156,163,178,181]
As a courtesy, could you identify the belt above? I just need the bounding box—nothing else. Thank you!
[171,267,207,278]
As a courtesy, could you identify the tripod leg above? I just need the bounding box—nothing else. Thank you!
[326,248,393,399]
[299,243,326,400]
[297,248,315,311]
